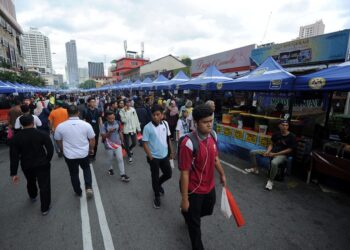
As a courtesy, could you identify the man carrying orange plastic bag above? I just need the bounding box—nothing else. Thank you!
[178,104,226,250]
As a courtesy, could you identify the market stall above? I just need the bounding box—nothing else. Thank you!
[176,65,232,90]
[155,70,189,91]
[213,57,297,155]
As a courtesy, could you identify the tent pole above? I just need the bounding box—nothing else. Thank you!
[324,91,334,127]
[287,92,295,121]
[344,92,350,116]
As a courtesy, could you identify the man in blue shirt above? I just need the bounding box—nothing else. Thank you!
[142,104,174,209]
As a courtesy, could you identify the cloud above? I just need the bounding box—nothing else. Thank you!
[14,0,350,77]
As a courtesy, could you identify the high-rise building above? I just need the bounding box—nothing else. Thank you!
[22,28,52,74]
[65,40,79,85]
[78,67,89,83]
[88,62,104,78]
[0,0,25,70]
[299,20,325,39]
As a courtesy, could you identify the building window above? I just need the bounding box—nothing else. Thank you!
[131,61,138,66]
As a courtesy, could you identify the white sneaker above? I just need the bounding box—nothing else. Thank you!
[245,168,259,175]
[265,180,273,191]
[128,157,133,163]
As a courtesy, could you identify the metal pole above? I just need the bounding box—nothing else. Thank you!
[344,91,350,115]
[324,91,334,127]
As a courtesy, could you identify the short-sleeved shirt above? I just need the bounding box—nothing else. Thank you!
[101,120,122,147]
[176,118,190,139]
[82,108,102,131]
[142,121,171,159]
[178,132,218,194]
[271,132,296,155]
[48,107,68,130]
[14,114,42,129]
[54,117,95,159]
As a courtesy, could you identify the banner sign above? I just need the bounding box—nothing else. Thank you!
[191,44,255,75]
[251,30,350,66]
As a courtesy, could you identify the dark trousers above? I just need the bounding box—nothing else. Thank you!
[169,124,176,139]
[90,130,99,159]
[64,156,92,195]
[182,188,216,250]
[148,157,172,197]
[22,165,51,212]
[124,133,137,157]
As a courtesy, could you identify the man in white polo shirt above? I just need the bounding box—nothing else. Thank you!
[142,104,174,209]
[54,105,96,198]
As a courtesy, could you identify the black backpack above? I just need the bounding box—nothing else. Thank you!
[177,131,217,161]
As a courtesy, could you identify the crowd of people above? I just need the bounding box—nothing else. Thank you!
[6,91,296,250]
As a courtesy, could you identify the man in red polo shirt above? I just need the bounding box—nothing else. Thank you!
[179,104,226,250]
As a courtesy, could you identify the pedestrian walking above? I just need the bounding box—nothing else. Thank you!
[142,104,174,209]
[82,97,102,162]
[54,105,95,198]
[48,100,68,157]
[135,98,151,146]
[119,98,141,163]
[35,99,51,134]
[14,104,42,129]
[165,100,179,140]
[178,104,226,250]
[10,114,54,215]
[101,111,130,182]
[7,98,22,136]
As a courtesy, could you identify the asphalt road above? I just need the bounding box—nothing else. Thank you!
[0,142,350,250]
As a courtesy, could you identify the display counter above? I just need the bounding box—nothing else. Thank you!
[216,123,272,151]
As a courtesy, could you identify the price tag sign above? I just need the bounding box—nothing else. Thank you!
[259,136,271,148]
[224,126,232,136]
[233,129,244,140]
[245,132,257,144]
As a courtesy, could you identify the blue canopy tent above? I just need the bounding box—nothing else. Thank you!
[130,79,142,91]
[211,57,295,91]
[177,65,232,90]
[156,70,189,90]
[152,75,169,91]
[0,81,17,94]
[139,77,153,91]
[295,61,350,91]
[3,81,22,93]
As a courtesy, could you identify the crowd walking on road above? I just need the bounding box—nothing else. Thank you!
[5,90,297,250]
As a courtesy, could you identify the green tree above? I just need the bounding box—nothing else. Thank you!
[79,79,96,89]
[180,56,192,67]
[59,83,69,89]
[0,70,45,86]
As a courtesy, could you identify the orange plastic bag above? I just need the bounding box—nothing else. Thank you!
[225,187,245,227]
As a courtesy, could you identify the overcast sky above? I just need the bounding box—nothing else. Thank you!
[14,0,350,76]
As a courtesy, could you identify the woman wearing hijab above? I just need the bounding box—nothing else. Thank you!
[35,98,51,134]
[165,100,179,140]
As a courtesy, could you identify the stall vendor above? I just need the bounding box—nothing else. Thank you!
[245,119,297,191]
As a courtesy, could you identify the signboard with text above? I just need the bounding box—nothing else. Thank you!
[191,44,256,76]
[251,30,350,66]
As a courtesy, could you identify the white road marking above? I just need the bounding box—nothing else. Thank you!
[79,169,93,250]
[220,160,248,175]
[90,164,115,250]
